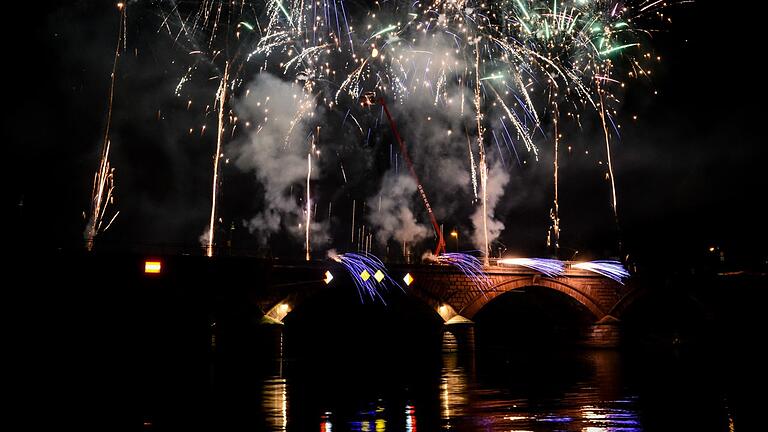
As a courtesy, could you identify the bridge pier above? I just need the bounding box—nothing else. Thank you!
[443,322,475,353]
[586,316,621,348]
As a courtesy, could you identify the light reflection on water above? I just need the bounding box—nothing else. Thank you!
[255,329,727,431]
[438,329,642,431]
[262,332,288,431]
[348,404,387,431]
[262,377,287,431]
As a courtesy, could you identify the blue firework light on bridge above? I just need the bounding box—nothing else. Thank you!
[572,260,629,284]
[498,257,565,277]
[328,250,402,302]
[425,252,492,292]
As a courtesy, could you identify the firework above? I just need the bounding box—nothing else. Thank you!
[572,260,630,284]
[328,250,401,303]
[305,151,312,261]
[85,3,125,250]
[498,257,565,278]
[148,0,675,256]
[425,252,492,292]
[205,61,229,257]
[84,141,119,251]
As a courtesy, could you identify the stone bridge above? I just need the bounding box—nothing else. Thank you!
[257,261,637,347]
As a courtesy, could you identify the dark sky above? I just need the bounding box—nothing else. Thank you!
[6,1,766,270]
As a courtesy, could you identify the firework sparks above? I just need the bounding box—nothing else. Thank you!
[147,0,677,256]
[548,102,560,251]
[305,151,312,261]
[205,61,230,257]
[498,257,565,278]
[572,260,630,284]
[85,3,125,250]
[425,251,492,293]
[328,250,401,303]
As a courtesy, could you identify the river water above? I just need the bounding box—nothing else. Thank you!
[205,329,740,432]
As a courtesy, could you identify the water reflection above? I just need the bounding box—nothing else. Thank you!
[441,330,472,428]
[437,329,643,431]
[251,327,732,431]
[581,403,641,431]
[262,332,287,431]
[347,402,419,431]
[405,404,417,432]
[262,377,288,431]
[349,404,387,431]
[320,412,333,432]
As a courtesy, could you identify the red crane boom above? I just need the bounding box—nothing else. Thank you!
[378,97,446,256]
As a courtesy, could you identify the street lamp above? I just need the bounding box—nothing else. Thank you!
[450,230,458,252]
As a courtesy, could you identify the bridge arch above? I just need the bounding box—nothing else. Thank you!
[460,276,607,320]
[261,283,445,326]
[607,284,648,319]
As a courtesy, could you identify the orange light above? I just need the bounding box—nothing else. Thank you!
[144,261,162,274]
[403,273,414,286]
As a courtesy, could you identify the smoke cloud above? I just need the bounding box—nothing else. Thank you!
[367,173,430,246]
[471,162,510,253]
[234,73,329,247]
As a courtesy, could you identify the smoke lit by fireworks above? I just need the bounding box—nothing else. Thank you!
[498,257,565,278]
[572,260,630,284]
[328,250,401,302]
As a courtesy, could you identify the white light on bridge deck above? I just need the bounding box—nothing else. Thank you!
[374,270,385,282]
[324,270,334,284]
[144,260,162,274]
[403,273,414,286]
[360,270,371,281]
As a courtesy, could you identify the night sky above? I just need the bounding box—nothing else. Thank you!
[7,1,766,271]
